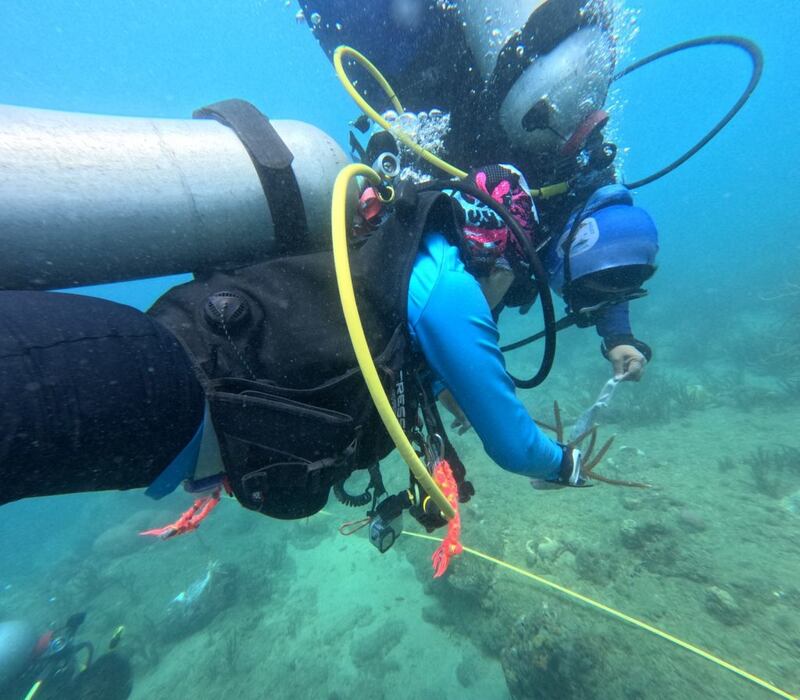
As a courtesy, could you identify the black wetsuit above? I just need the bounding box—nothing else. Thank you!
[0,291,204,505]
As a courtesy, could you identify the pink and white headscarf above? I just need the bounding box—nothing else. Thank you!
[453,164,538,275]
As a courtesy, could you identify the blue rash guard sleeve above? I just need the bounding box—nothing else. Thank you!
[593,301,632,340]
[408,232,563,479]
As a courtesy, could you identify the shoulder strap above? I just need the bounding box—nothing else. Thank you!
[193,98,309,253]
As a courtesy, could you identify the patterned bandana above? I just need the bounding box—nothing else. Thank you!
[452,164,537,276]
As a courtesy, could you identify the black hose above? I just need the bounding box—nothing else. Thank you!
[418,180,557,389]
[333,478,372,507]
[614,35,763,190]
[500,314,577,353]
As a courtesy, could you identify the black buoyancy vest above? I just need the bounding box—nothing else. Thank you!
[148,191,463,520]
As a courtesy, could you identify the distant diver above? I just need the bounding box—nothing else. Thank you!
[0,615,131,700]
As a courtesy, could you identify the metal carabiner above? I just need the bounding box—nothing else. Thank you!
[426,433,444,468]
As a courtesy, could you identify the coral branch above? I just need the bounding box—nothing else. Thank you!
[553,400,564,442]
[539,401,653,489]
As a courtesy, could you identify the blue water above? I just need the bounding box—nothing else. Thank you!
[1,2,798,699]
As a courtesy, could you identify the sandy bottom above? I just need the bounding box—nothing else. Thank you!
[2,357,798,700]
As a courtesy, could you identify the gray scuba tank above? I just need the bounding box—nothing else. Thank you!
[0,103,353,290]
[455,0,614,156]
[0,620,38,689]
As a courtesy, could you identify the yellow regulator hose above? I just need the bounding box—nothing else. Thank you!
[330,163,455,520]
[333,45,468,180]
[332,44,571,200]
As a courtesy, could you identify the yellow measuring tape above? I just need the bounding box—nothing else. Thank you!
[404,530,798,700]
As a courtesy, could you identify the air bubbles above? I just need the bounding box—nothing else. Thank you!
[310,11,321,27]
[396,111,419,131]
[381,108,452,182]
[515,45,525,58]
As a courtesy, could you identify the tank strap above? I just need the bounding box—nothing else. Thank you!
[193,98,308,253]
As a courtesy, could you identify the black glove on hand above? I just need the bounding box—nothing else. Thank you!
[555,445,591,487]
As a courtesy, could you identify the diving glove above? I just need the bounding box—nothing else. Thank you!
[556,445,591,487]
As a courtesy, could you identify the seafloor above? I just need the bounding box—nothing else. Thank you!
[1,296,798,700]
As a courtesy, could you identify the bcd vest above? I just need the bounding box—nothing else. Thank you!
[148,191,463,519]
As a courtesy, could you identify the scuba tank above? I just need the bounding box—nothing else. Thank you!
[455,0,614,158]
[0,100,355,290]
[0,620,38,690]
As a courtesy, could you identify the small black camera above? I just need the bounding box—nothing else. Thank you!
[369,512,402,553]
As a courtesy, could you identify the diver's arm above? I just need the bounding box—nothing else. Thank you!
[408,233,563,479]
[594,300,631,339]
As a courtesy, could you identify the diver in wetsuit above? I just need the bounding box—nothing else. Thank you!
[0,3,660,538]
[299,0,651,387]
[0,164,657,521]
[0,2,762,541]
[0,615,131,700]
[298,0,621,233]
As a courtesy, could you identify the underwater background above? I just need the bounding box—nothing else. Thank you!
[0,1,798,698]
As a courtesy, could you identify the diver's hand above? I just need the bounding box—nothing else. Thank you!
[532,446,592,489]
[557,446,591,486]
[439,389,472,435]
[608,344,646,382]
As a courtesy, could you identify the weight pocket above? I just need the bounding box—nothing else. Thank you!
[208,384,354,463]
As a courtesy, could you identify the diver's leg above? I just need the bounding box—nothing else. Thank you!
[0,291,205,505]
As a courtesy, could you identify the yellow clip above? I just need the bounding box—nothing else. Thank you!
[530,181,570,199]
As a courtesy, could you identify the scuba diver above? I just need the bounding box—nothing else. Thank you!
[0,0,759,547]
[299,0,656,401]
[296,0,762,439]
[299,0,623,236]
[0,614,131,700]
[0,101,657,538]
[296,0,656,439]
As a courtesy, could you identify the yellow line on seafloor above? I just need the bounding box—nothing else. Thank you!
[24,680,42,700]
[403,531,798,700]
